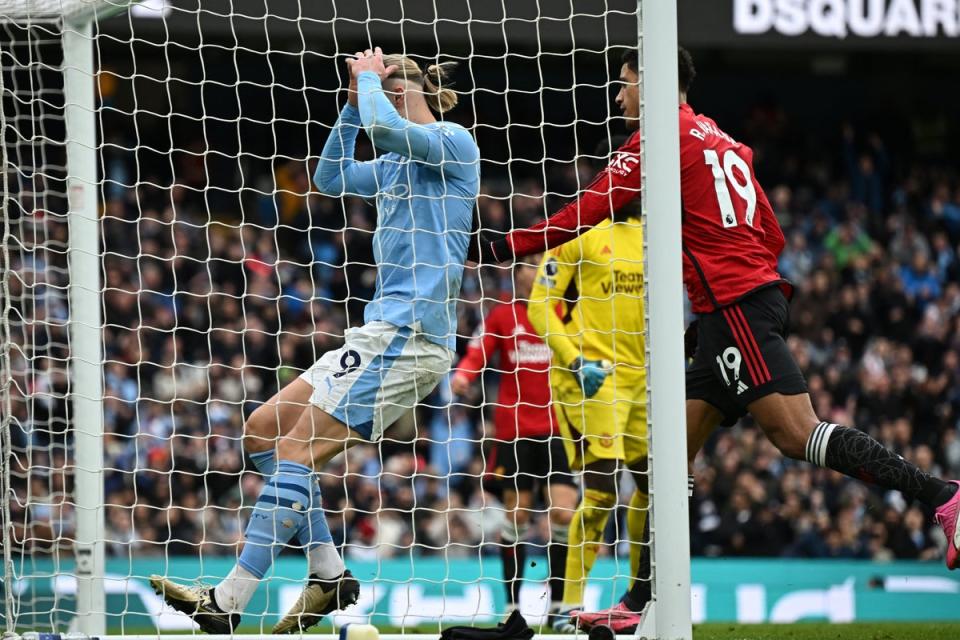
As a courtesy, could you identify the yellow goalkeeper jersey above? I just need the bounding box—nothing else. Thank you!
[527,217,646,369]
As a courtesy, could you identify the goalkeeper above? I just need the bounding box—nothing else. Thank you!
[151,47,480,634]
[451,257,578,623]
[526,196,649,633]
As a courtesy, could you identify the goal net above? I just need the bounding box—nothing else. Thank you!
[1,1,689,637]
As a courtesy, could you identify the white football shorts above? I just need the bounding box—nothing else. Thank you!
[299,321,453,441]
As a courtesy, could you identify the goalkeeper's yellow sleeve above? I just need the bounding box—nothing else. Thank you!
[528,245,581,368]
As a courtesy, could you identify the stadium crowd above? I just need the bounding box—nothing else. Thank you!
[6,106,960,567]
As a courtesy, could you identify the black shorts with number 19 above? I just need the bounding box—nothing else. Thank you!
[686,285,808,427]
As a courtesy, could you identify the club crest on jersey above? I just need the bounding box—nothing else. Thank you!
[378,184,410,217]
[609,151,639,176]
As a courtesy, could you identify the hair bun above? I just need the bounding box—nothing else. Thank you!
[423,61,459,114]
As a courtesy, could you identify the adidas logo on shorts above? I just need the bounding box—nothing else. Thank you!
[737,380,749,395]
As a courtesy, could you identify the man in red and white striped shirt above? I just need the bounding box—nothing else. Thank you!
[452,258,578,621]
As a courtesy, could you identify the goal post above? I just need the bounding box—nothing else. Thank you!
[638,1,693,639]
[1,3,134,635]
[62,17,104,639]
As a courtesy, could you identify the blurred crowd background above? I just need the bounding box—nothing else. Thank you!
[5,70,960,571]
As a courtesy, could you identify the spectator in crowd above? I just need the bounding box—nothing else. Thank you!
[6,107,960,568]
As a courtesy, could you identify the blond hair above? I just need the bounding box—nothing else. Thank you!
[381,55,459,114]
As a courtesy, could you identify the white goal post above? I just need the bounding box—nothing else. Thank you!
[62,14,105,638]
[0,1,691,638]
[638,1,692,639]
[2,2,134,636]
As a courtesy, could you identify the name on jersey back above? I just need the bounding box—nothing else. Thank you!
[689,118,736,144]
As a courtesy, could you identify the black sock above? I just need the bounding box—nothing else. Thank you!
[622,520,651,611]
[548,535,567,604]
[935,483,959,507]
[513,542,526,604]
[807,422,955,507]
[500,540,525,605]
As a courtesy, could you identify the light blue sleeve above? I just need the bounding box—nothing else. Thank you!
[356,71,479,180]
[313,103,380,198]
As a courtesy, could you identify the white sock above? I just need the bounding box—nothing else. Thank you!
[214,564,260,614]
[308,542,345,579]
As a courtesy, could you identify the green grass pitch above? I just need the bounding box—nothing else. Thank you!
[367,622,960,639]
[296,622,960,638]
[692,623,960,640]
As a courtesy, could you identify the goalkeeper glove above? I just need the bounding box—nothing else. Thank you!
[569,356,611,398]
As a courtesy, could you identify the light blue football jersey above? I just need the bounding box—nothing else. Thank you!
[314,71,480,350]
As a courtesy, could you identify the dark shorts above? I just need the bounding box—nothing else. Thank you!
[686,285,808,427]
[485,435,576,494]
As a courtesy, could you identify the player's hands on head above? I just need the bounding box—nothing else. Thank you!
[569,356,610,398]
[346,47,399,85]
[345,50,364,107]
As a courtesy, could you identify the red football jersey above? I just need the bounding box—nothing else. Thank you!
[506,130,641,254]
[453,301,556,440]
[678,103,787,312]
[505,106,788,313]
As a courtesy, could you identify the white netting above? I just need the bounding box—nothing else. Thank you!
[1,18,74,632]
[1,1,649,635]
[0,0,133,22]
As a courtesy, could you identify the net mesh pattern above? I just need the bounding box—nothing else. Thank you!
[0,2,647,634]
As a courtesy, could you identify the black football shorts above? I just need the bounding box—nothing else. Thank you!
[485,435,576,494]
[686,285,808,427]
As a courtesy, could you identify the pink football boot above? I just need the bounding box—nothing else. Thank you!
[934,481,960,570]
[572,601,643,633]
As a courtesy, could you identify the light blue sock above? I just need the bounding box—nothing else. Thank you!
[247,449,333,564]
[301,483,335,553]
[249,449,276,476]
[238,460,313,579]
